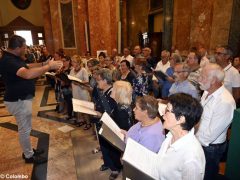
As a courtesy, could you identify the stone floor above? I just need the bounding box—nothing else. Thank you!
[0,84,122,180]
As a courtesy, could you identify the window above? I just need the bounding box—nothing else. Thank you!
[38,33,43,38]
[38,40,44,45]
[14,30,33,46]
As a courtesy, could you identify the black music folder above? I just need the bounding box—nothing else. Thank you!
[153,70,168,80]
[122,161,156,180]
[99,123,126,152]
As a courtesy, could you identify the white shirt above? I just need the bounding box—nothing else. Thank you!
[196,85,236,146]
[155,61,170,72]
[223,63,240,94]
[154,129,205,180]
[153,61,170,81]
[121,55,134,67]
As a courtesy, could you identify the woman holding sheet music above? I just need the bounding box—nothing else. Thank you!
[123,95,165,153]
[70,55,91,129]
[55,56,73,120]
[92,68,120,179]
[156,93,205,179]
[108,80,134,179]
[111,81,134,130]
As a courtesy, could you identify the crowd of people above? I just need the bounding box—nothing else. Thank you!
[0,35,239,180]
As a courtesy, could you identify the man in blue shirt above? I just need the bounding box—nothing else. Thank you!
[169,63,199,99]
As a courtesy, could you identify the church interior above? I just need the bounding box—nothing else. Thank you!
[0,0,240,180]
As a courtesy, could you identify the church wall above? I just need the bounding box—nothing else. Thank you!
[0,0,236,56]
[172,0,233,53]
[0,0,43,26]
[41,0,117,56]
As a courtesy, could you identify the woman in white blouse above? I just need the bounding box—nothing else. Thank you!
[70,55,91,129]
[156,93,205,180]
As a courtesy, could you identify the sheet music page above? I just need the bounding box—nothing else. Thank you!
[122,138,158,179]
[154,70,169,80]
[159,70,169,77]
[67,75,83,83]
[158,103,167,116]
[72,98,95,109]
[100,112,124,141]
[72,101,98,115]
[152,74,158,81]
[45,72,56,76]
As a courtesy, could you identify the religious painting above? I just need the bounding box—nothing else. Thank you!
[60,0,76,48]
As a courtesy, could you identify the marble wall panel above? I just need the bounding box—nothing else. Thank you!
[74,0,88,55]
[189,0,214,49]
[109,0,117,51]
[210,0,233,53]
[49,0,63,53]
[172,0,192,51]
[41,0,54,54]
[121,0,128,49]
[87,0,117,56]
[173,0,233,53]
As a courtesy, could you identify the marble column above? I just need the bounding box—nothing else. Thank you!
[87,0,117,56]
[120,0,128,51]
[74,0,88,55]
[41,0,54,54]
[209,0,233,53]
[172,0,192,51]
[49,0,63,53]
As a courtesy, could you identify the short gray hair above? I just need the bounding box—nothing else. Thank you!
[171,53,182,63]
[136,95,159,119]
[175,62,190,74]
[206,63,225,82]
[97,68,113,84]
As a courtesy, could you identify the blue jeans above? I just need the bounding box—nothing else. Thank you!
[4,99,34,158]
[203,142,227,180]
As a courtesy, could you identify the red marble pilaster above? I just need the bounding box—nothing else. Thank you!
[87,0,117,56]
[49,0,63,53]
[172,0,233,53]
[210,0,233,53]
[189,0,214,50]
[41,0,55,54]
[172,0,192,51]
[74,0,88,56]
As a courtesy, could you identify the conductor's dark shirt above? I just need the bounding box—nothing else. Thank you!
[0,51,35,101]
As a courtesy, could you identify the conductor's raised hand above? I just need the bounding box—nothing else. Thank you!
[48,59,63,70]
